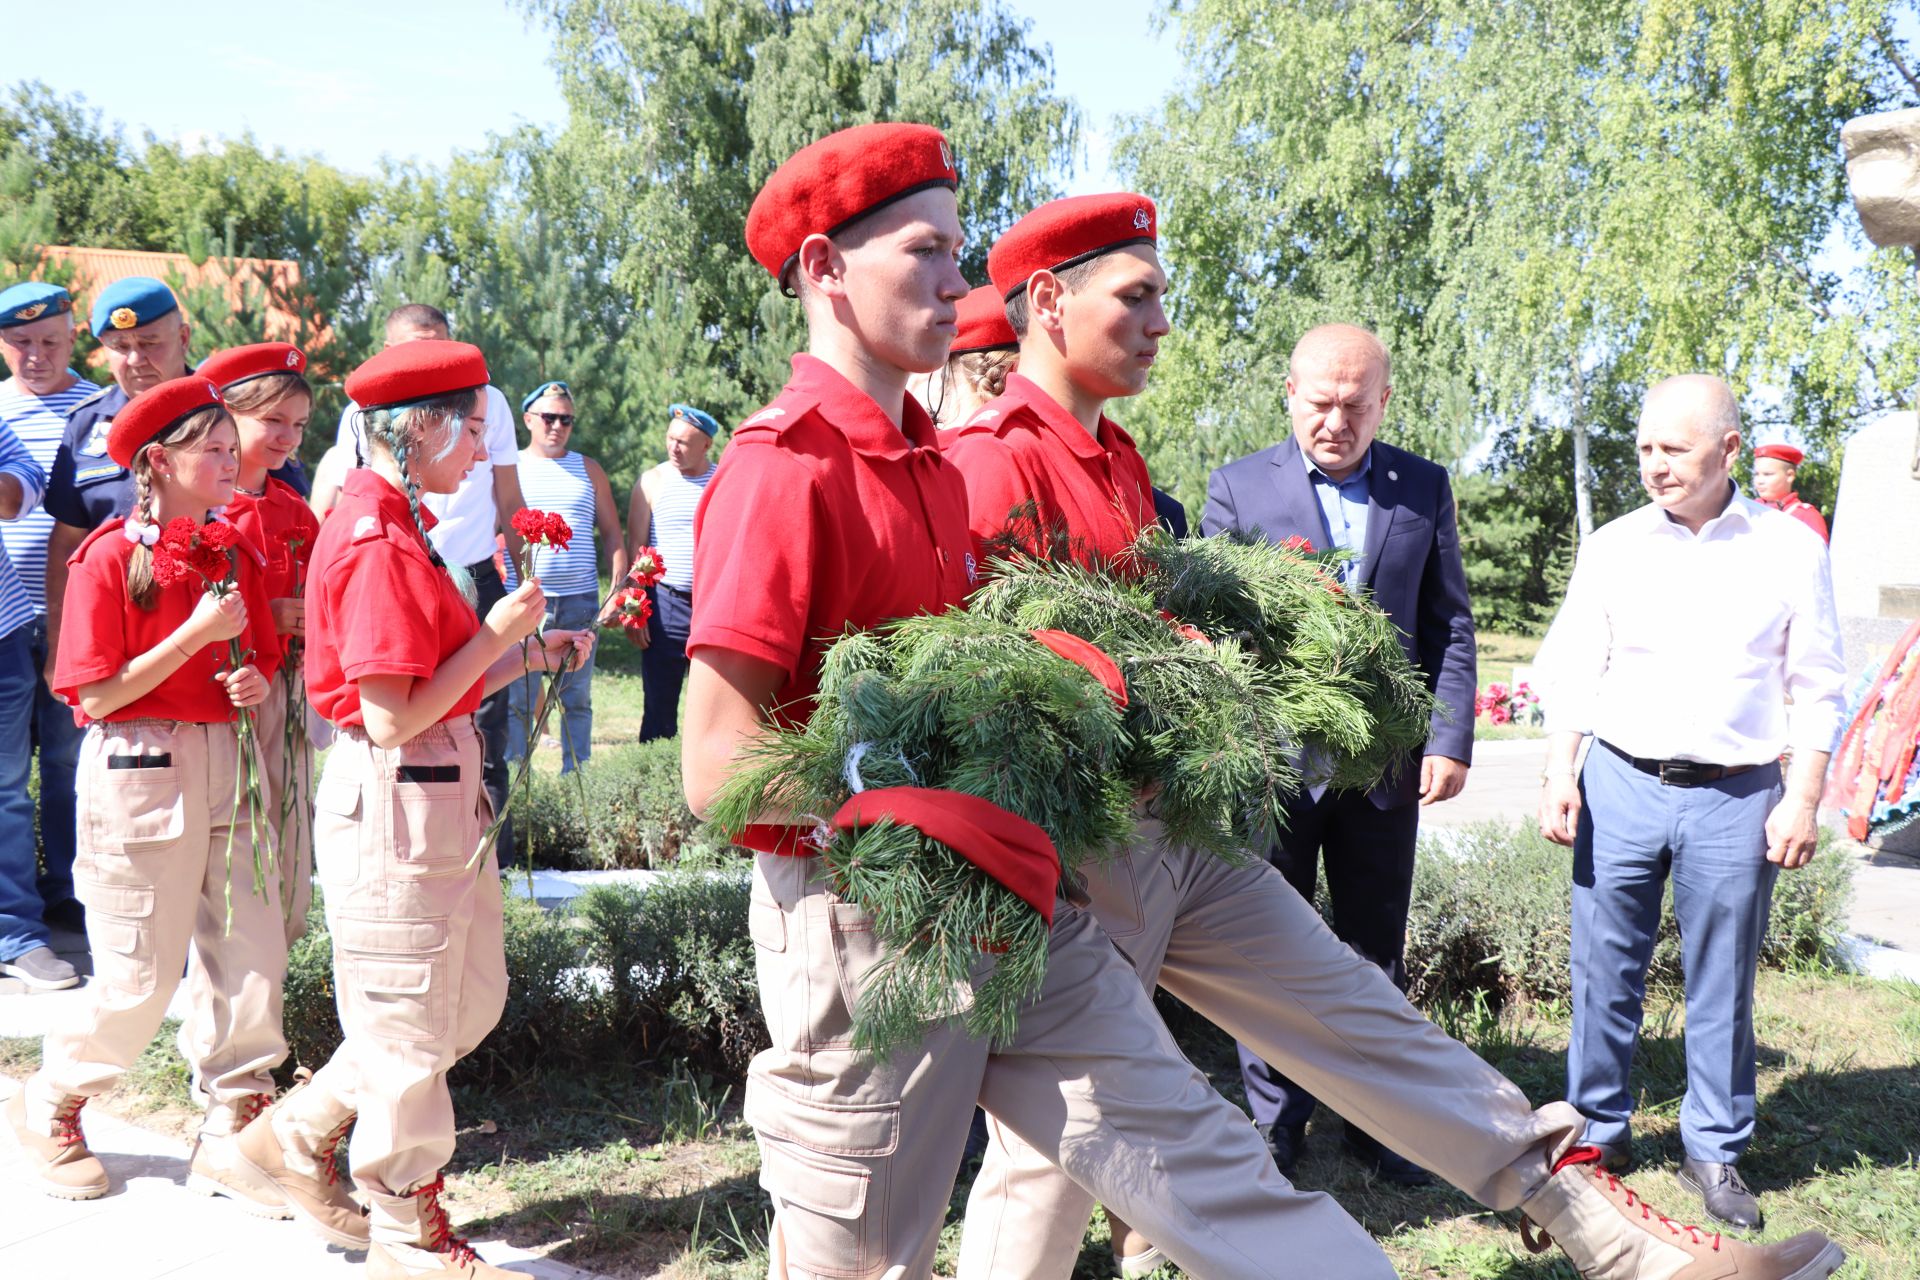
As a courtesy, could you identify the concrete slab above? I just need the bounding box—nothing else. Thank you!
[0,1075,602,1280]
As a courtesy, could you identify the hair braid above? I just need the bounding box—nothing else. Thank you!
[127,467,158,609]
[368,398,478,606]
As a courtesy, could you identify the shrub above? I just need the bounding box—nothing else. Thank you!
[513,739,704,871]
[1403,822,1856,1013]
[281,866,765,1086]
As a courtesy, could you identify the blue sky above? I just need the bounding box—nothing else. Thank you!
[0,0,1177,191]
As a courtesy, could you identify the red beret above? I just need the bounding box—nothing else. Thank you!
[198,342,307,391]
[746,123,958,283]
[109,376,224,468]
[1754,443,1804,466]
[344,340,490,411]
[988,192,1158,299]
[951,285,1017,355]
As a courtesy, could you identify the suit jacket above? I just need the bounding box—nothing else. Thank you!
[1202,436,1475,808]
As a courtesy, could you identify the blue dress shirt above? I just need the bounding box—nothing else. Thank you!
[1306,448,1371,585]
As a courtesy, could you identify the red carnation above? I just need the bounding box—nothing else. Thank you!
[199,521,240,553]
[510,508,547,543]
[1281,535,1314,553]
[629,546,667,588]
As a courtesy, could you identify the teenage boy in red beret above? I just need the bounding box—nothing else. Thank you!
[1751,442,1828,542]
[684,123,1396,1279]
[944,194,1846,1280]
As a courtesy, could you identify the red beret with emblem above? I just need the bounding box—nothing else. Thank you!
[1754,443,1804,466]
[988,192,1158,299]
[746,122,958,284]
[108,376,225,467]
[198,342,308,391]
[951,284,1017,356]
[344,340,490,411]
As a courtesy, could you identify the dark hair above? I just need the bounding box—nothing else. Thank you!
[384,302,451,334]
[127,404,232,609]
[1004,257,1106,338]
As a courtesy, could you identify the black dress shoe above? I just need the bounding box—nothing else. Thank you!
[1256,1123,1304,1180]
[41,898,86,935]
[1343,1128,1433,1187]
[1678,1157,1762,1229]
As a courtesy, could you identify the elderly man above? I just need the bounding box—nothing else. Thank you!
[623,403,718,742]
[1204,322,1475,1184]
[1750,442,1828,542]
[333,302,526,849]
[1537,375,1846,1230]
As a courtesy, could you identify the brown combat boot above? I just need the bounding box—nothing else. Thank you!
[366,1175,517,1279]
[233,1077,369,1248]
[5,1089,109,1200]
[1520,1146,1846,1279]
[188,1091,290,1219]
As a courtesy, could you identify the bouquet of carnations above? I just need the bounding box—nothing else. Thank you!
[1474,680,1537,726]
[607,545,666,644]
[151,516,275,929]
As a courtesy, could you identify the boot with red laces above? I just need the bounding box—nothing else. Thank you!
[6,1089,110,1199]
[367,1175,517,1279]
[188,1091,289,1218]
[233,1072,369,1248]
[1520,1146,1846,1279]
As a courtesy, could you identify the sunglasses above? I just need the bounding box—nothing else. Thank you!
[536,412,575,427]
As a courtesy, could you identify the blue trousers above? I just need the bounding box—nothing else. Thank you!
[506,590,599,773]
[28,616,86,913]
[0,620,48,962]
[1570,741,1781,1164]
[638,585,692,743]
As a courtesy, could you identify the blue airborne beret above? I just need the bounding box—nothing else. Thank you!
[0,282,73,330]
[670,403,719,437]
[521,380,572,413]
[90,277,179,337]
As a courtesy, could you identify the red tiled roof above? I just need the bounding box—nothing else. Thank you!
[36,245,335,352]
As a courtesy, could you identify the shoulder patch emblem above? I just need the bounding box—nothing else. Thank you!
[352,515,381,541]
[82,420,113,456]
[740,407,786,429]
[967,409,1000,426]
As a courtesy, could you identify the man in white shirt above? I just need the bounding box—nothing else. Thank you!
[1536,374,1846,1231]
[334,303,526,852]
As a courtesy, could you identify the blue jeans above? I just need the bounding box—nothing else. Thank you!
[1569,741,1782,1164]
[0,621,48,961]
[506,591,598,774]
[639,584,692,743]
[29,616,86,911]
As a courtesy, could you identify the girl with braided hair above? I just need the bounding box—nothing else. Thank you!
[8,376,286,1206]
[231,340,591,1280]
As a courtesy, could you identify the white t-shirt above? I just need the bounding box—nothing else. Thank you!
[335,383,518,567]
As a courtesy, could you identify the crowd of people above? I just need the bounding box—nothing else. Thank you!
[0,116,1853,1280]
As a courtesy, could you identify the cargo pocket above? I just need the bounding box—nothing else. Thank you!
[312,779,363,887]
[81,884,157,997]
[336,915,449,1043]
[826,901,883,1048]
[388,782,465,877]
[94,768,186,855]
[745,1075,898,1278]
[748,895,792,1052]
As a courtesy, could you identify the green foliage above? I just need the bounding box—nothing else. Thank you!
[1404,823,1857,1013]
[281,872,765,1087]
[515,739,706,871]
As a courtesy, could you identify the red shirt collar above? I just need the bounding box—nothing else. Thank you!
[342,466,440,535]
[1002,373,1137,462]
[788,354,938,458]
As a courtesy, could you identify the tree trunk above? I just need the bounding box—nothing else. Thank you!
[1569,354,1594,540]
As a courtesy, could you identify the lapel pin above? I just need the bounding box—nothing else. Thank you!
[1387,469,1398,481]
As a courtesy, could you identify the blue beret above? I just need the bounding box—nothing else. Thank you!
[90,277,179,337]
[0,282,73,330]
[670,403,720,437]
[521,380,572,413]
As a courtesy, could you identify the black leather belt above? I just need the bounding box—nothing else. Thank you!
[1600,740,1756,788]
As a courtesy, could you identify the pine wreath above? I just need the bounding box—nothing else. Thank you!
[709,527,1435,1053]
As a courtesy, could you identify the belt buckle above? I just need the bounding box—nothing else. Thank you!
[1657,761,1704,787]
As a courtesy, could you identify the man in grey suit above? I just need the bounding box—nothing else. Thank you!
[1204,323,1477,1184]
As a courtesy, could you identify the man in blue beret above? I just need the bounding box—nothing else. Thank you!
[0,283,69,989]
[0,284,94,950]
[621,402,719,741]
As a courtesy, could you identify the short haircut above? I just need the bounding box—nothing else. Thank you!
[1288,323,1391,384]
[385,302,451,335]
[1004,257,1107,338]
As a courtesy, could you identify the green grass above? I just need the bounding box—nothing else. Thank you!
[8,971,1915,1278]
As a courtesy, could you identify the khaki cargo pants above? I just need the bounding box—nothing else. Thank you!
[746,850,1395,1280]
[31,720,288,1117]
[957,821,1588,1279]
[274,717,507,1206]
[180,677,315,1113]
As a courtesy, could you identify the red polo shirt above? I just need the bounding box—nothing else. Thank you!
[689,355,977,852]
[226,477,322,658]
[305,469,483,729]
[941,373,1156,567]
[1764,492,1829,543]
[55,518,281,724]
